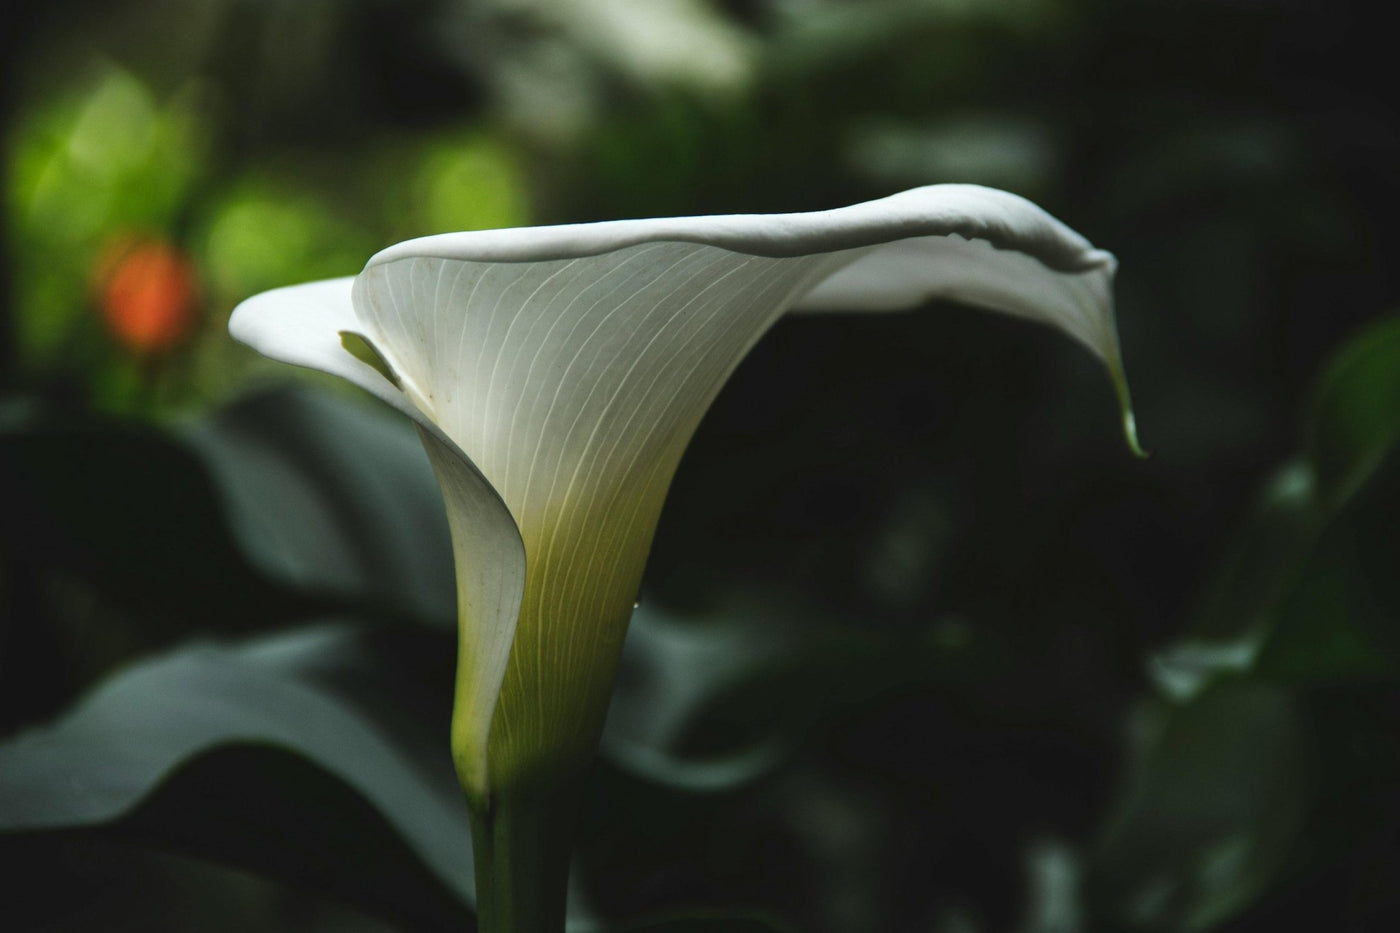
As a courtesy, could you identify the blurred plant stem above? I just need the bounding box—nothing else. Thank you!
[467,778,582,933]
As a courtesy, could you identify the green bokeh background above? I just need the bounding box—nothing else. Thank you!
[2,1,1398,931]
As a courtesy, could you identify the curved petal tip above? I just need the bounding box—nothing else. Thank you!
[1110,357,1149,459]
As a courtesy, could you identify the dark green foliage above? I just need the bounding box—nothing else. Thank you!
[0,626,474,930]
[4,1,1400,930]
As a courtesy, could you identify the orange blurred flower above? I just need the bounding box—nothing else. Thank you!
[96,236,200,354]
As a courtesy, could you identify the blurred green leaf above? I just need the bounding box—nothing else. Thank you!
[0,624,474,930]
[1088,681,1307,932]
[406,131,532,236]
[1254,438,1400,685]
[1153,312,1400,699]
[602,599,795,792]
[1125,312,1400,933]
[0,618,797,931]
[7,66,209,366]
[603,596,1001,794]
[0,400,277,611]
[1017,837,1084,933]
[185,385,456,625]
[1150,462,1319,702]
[198,184,374,303]
[1303,313,1400,509]
[0,384,455,630]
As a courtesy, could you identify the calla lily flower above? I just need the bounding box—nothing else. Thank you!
[231,184,1136,926]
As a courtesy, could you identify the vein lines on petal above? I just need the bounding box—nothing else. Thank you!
[522,245,694,720]
[545,248,753,696]
[562,258,803,689]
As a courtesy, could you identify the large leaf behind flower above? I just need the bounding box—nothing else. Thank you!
[0,385,454,633]
[0,624,474,930]
[184,386,456,626]
[0,620,804,931]
[0,387,457,738]
[1093,313,1400,931]
[0,401,273,611]
[1153,312,1400,696]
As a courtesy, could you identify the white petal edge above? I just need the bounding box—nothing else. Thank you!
[367,184,1106,271]
[363,184,1140,455]
[229,278,526,794]
[791,232,1143,456]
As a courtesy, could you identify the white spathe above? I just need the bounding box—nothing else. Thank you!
[231,184,1136,798]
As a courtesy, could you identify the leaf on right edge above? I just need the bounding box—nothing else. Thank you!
[1086,681,1307,933]
[1303,313,1400,509]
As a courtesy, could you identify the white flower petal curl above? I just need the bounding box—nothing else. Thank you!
[230,278,526,795]
[231,183,1135,794]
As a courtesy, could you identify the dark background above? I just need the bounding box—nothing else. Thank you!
[2,1,1398,931]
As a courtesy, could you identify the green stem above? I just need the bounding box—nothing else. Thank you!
[468,779,582,933]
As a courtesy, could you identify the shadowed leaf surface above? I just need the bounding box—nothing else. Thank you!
[1088,681,1307,932]
[0,624,474,931]
[185,386,456,626]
